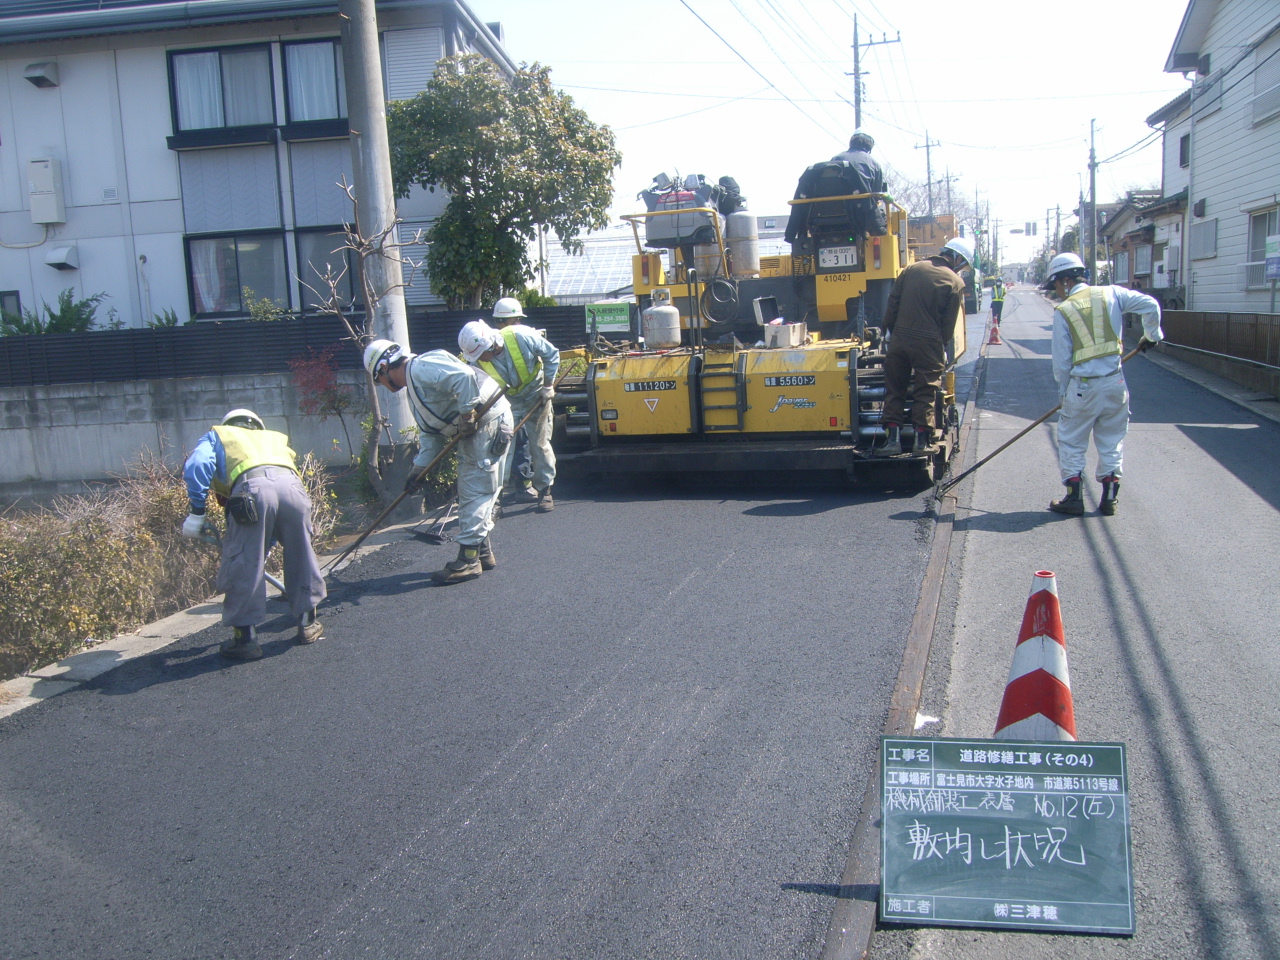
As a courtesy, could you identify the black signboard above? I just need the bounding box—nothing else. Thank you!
[880,737,1134,935]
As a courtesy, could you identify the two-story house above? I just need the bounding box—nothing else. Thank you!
[1165,0,1280,311]
[0,0,514,328]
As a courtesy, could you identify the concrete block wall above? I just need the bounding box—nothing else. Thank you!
[0,371,368,498]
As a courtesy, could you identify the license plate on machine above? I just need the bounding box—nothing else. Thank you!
[818,245,858,269]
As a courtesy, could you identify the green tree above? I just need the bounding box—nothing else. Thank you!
[388,54,620,309]
[1,289,107,336]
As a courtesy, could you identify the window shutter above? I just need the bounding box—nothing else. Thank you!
[398,222,442,306]
[1189,219,1217,260]
[384,28,443,101]
[180,145,280,233]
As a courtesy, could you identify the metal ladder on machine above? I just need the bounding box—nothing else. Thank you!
[699,355,745,432]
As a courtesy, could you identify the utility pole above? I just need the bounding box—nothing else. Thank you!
[847,15,900,129]
[914,132,940,219]
[340,0,412,433]
[1088,118,1098,277]
[1055,204,1061,251]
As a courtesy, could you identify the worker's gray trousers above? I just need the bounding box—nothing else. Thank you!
[1056,371,1129,481]
[418,409,513,546]
[218,466,327,628]
[504,393,556,491]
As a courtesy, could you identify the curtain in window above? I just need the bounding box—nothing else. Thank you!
[236,235,288,307]
[173,52,223,130]
[190,237,238,314]
[221,48,272,126]
[287,43,340,121]
[297,231,357,311]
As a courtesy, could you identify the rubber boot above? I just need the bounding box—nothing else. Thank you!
[1099,475,1120,516]
[914,426,937,455]
[432,544,483,584]
[297,607,323,644]
[477,536,496,571]
[220,626,263,661]
[1049,476,1086,516]
[536,486,555,513]
[877,423,902,457]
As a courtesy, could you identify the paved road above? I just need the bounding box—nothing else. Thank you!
[871,288,1280,960]
[1,466,943,958]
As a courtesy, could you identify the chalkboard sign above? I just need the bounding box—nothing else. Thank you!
[880,737,1134,935]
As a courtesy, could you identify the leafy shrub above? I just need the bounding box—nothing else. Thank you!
[244,287,287,322]
[0,449,339,681]
[1,289,108,336]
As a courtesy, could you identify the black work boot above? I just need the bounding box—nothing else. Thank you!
[297,608,323,644]
[1049,476,1086,516]
[1099,475,1120,516]
[220,626,263,661]
[536,486,555,513]
[914,426,937,455]
[431,544,483,584]
[477,536,496,571]
[877,424,902,457]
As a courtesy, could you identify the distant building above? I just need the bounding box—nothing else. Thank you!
[0,0,513,326]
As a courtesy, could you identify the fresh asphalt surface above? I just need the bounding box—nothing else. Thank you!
[870,290,1280,960]
[0,462,942,958]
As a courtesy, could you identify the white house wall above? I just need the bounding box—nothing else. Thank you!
[1,7,469,328]
[1185,2,1280,312]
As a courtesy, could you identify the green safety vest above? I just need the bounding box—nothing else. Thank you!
[210,425,298,497]
[1057,286,1121,366]
[479,327,542,396]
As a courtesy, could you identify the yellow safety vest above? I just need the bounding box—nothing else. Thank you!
[479,327,541,397]
[210,425,298,497]
[1057,286,1120,366]
[992,284,1005,303]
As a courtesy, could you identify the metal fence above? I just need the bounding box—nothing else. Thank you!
[1162,310,1280,369]
[0,306,621,388]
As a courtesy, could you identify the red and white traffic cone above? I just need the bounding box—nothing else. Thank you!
[994,570,1076,741]
[986,319,1003,345]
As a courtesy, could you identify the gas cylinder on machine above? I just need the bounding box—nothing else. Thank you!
[642,288,682,348]
[726,210,759,278]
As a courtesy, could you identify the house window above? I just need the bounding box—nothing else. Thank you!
[1114,250,1129,284]
[1246,207,1279,287]
[1252,31,1280,126]
[1189,218,1217,260]
[285,40,347,123]
[1,290,20,320]
[187,232,287,317]
[1134,245,1152,275]
[296,229,362,313]
[1178,133,1190,168]
[171,46,273,131]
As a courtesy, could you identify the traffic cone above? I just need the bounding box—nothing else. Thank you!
[994,570,1076,741]
[986,320,1003,345]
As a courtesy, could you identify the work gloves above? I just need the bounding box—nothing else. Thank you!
[403,470,426,495]
[1137,337,1156,353]
[540,384,556,401]
[456,410,479,437]
[182,513,210,539]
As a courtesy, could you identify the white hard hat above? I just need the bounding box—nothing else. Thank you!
[363,338,404,378]
[458,319,498,362]
[492,297,525,321]
[1043,252,1087,288]
[941,236,975,268]
[221,408,265,430]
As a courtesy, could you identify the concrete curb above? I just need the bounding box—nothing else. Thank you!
[0,518,429,721]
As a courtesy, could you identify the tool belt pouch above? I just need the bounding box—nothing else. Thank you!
[490,421,514,458]
[226,493,259,526]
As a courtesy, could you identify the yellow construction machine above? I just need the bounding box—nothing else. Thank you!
[558,176,965,485]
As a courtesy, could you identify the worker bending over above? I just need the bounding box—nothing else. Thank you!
[459,302,560,513]
[1042,253,1162,516]
[365,340,514,583]
[182,409,326,660]
[878,236,973,456]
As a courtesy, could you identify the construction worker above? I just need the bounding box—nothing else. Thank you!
[990,277,1006,322]
[490,298,535,496]
[1042,252,1162,516]
[785,130,886,246]
[830,129,886,192]
[459,303,560,513]
[877,236,973,457]
[365,340,513,583]
[181,409,326,661]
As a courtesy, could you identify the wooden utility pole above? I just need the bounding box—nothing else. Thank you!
[1088,119,1098,278]
[848,15,900,130]
[915,132,940,218]
[340,0,412,433]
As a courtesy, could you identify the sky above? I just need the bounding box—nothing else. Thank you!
[473,0,1193,264]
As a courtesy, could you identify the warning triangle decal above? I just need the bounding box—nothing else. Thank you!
[644,398,659,412]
